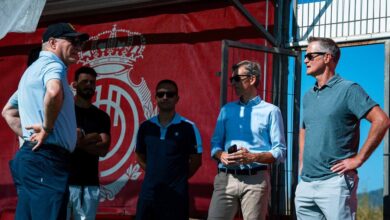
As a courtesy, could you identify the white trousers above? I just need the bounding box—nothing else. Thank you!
[67,185,100,220]
[295,171,358,220]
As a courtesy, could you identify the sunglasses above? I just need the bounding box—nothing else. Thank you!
[304,52,327,61]
[156,91,177,98]
[230,74,252,83]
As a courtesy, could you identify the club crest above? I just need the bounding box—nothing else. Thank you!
[78,24,156,201]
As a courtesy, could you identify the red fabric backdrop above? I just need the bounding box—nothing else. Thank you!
[0,1,275,217]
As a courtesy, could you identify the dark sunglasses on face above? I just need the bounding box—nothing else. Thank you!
[230,74,252,83]
[304,52,327,61]
[156,91,177,98]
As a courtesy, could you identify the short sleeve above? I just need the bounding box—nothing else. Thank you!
[42,62,63,86]
[189,123,203,154]
[8,91,18,108]
[346,83,378,119]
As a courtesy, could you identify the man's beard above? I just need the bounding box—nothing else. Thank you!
[77,89,94,100]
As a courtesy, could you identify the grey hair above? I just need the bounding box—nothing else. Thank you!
[41,41,49,51]
[232,60,261,87]
[308,36,340,63]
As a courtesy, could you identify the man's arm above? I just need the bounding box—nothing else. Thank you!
[229,148,276,164]
[214,150,240,166]
[188,154,202,178]
[2,102,22,137]
[76,132,110,157]
[135,152,147,170]
[299,128,305,175]
[331,106,390,174]
[211,108,232,165]
[28,79,63,150]
[230,108,286,165]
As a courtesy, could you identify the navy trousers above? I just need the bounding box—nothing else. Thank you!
[9,142,70,220]
[136,197,189,220]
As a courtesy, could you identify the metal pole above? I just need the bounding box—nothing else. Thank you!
[384,40,390,220]
[291,1,301,219]
[292,0,298,44]
[291,51,301,220]
[229,0,279,46]
[220,40,229,107]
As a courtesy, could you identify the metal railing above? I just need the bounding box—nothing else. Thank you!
[294,0,390,45]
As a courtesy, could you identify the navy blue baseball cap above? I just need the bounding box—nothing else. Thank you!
[42,23,89,43]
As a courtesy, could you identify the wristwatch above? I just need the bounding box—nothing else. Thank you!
[42,125,53,133]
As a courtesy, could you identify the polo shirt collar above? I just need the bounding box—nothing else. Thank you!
[39,51,67,69]
[238,95,261,106]
[150,112,181,127]
[313,74,341,91]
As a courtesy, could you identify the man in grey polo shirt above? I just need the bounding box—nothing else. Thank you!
[295,37,390,219]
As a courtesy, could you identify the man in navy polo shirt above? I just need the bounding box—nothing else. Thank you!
[135,79,202,220]
[295,37,390,219]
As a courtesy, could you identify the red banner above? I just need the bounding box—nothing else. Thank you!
[0,1,274,218]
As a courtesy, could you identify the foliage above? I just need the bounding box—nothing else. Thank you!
[357,193,383,220]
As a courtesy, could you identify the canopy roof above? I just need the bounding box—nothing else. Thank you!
[42,0,199,21]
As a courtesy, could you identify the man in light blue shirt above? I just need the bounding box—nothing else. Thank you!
[208,60,286,220]
[2,23,89,220]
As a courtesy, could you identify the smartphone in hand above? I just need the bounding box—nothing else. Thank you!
[228,144,237,154]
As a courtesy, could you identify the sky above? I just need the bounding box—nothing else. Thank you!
[300,43,385,193]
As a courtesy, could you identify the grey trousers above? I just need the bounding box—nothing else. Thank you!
[295,171,358,220]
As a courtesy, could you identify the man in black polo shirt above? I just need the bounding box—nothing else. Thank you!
[67,66,111,220]
[135,79,203,220]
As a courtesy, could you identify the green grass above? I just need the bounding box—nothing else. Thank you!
[357,193,383,220]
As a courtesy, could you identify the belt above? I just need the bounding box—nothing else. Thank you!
[218,166,268,175]
[43,144,70,155]
[23,141,70,155]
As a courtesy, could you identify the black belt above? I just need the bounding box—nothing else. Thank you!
[218,166,268,175]
[43,144,70,155]
[24,141,70,155]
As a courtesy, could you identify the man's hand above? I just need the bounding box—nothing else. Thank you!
[77,133,102,146]
[218,151,239,166]
[220,147,275,164]
[26,124,50,151]
[330,155,363,175]
[229,148,257,164]
[218,147,255,165]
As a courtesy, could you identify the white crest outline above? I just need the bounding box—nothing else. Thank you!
[77,24,157,201]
